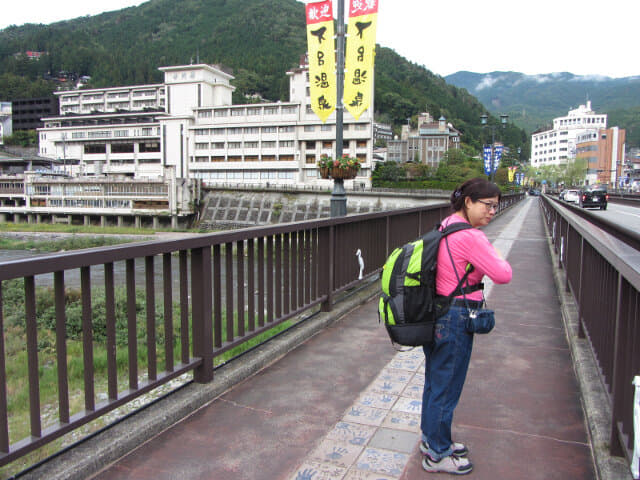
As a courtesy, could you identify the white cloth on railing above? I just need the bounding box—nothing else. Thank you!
[632,375,640,479]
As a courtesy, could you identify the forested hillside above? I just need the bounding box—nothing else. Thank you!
[0,0,527,154]
[446,71,640,147]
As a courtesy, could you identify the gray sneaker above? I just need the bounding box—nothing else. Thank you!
[422,453,473,475]
[420,440,469,458]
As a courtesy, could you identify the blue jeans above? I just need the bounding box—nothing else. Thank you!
[421,306,474,460]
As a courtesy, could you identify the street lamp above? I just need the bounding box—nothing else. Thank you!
[480,113,508,182]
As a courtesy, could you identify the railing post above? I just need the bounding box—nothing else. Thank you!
[320,225,334,312]
[609,272,626,457]
[577,237,586,339]
[191,247,213,383]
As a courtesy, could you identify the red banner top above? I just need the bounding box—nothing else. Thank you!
[349,0,378,17]
[306,1,334,25]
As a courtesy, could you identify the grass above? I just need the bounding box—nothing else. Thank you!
[0,222,167,235]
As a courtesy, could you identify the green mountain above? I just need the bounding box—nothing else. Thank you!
[445,71,640,147]
[0,0,528,156]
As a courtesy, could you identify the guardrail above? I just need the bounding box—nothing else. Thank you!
[541,194,640,462]
[0,193,522,468]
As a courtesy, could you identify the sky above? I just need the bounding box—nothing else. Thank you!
[1,0,639,79]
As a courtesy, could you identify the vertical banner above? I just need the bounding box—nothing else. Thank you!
[306,1,337,123]
[508,166,517,182]
[344,0,378,120]
[483,146,492,176]
[493,145,504,173]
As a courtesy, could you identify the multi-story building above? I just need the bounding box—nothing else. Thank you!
[575,127,626,187]
[387,113,460,165]
[0,102,11,144]
[12,97,59,131]
[373,122,393,145]
[531,101,607,166]
[38,60,374,187]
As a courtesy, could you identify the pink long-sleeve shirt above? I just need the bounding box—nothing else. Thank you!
[436,214,512,301]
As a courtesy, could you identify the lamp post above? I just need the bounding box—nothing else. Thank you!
[330,0,347,218]
[480,113,508,182]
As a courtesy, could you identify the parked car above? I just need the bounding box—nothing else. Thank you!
[559,189,567,200]
[579,187,608,210]
[564,189,580,203]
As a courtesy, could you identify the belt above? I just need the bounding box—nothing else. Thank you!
[451,298,484,309]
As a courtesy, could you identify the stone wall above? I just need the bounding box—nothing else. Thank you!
[197,189,448,229]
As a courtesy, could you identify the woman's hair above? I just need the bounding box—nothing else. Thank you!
[450,177,501,211]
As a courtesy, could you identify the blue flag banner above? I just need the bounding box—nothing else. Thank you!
[516,172,524,185]
[483,146,492,175]
[493,145,504,173]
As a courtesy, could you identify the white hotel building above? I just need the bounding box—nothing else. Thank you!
[530,101,607,166]
[38,61,373,186]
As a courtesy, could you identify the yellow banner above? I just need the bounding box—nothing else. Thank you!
[344,1,378,120]
[306,1,336,123]
[508,166,517,182]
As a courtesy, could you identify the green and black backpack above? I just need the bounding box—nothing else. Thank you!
[378,222,483,347]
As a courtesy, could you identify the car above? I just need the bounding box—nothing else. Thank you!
[530,189,541,196]
[564,189,580,203]
[559,189,567,200]
[579,187,608,210]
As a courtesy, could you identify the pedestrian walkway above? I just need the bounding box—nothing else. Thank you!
[91,197,596,480]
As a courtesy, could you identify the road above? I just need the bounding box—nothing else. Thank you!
[586,200,640,231]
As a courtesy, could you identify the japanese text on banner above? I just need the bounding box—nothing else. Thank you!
[344,0,378,120]
[306,0,336,123]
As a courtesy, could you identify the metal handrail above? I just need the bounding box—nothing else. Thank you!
[540,194,640,462]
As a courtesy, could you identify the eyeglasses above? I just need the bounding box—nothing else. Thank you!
[477,200,499,211]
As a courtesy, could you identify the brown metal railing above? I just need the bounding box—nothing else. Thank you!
[541,195,640,461]
[0,193,523,466]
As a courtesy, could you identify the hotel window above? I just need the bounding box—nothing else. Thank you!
[262,127,277,134]
[228,142,241,149]
[305,141,316,149]
[321,125,332,132]
[228,128,243,135]
[228,156,242,162]
[262,141,276,148]
[279,126,294,133]
[244,156,259,162]
[245,141,259,148]
[279,155,294,161]
[282,106,296,114]
[231,109,245,116]
[84,144,106,154]
[196,143,209,150]
[304,125,315,132]
[244,127,259,134]
[213,142,225,149]
[323,141,333,149]
[198,110,212,118]
[214,109,228,117]
[111,143,134,153]
[139,142,160,152]
[247,107,261,115]
[214,129,226,135]
[279,140,294,148]
[306,155,316,164]
[261,156,276,162]
[264,106,278,115]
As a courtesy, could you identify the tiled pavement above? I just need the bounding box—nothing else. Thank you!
[92,198,597,480]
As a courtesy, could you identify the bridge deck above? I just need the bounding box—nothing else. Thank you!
[90,198,596,480]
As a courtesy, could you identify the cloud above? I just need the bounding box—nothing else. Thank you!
[475,75,501,91]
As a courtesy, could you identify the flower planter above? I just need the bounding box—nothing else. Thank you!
[319,167,330,179]
[329,167,358,180]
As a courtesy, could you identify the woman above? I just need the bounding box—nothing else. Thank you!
[420,177,512,475]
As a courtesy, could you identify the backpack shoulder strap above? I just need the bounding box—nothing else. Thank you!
[441,222,473,237]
